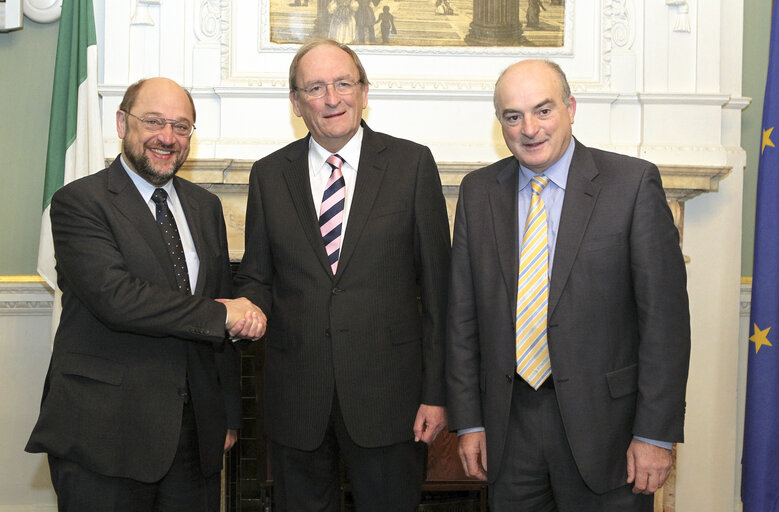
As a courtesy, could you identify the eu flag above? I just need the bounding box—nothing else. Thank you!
[743,5,779,512]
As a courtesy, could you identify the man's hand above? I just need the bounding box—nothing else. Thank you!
[224,429,238,452]
[626,438,672,494]
[217,297,266,340]
[458,431,488,480]
[413,404,446,444]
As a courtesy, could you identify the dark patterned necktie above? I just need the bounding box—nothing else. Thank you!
[319,154,346,274]
[151,188,192,295]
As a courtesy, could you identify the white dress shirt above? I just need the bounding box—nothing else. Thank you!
[308,126,363,246]
[120,155,200,293]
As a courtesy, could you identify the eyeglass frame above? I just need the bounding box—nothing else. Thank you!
[122,110,196,137]
[293,79,364,99]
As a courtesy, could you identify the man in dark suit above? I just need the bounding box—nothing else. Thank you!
[26,77,265,511]
[234,40,451,511]
[446,60,691,511]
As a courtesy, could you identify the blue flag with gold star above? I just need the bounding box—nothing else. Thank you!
[743,5,779,511]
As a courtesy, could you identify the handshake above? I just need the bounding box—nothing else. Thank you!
[216,297,267,341]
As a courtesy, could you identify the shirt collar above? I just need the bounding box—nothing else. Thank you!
[119,154,175,204]
[309,126,364,176]
[517,137,575,190]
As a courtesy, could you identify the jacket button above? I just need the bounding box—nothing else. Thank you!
[331,287,343,295]
[325,328,331,337]
[505,374,513,382]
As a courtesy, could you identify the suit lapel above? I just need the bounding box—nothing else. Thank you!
[548,140,601,317]
[106,159,179,291]
[281,137,335,276]
[334,124,386,281]
[489,159,521,315]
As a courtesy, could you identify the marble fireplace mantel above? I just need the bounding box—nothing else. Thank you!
[172,159,731,263]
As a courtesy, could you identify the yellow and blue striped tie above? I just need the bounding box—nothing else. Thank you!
[516,175,551,389]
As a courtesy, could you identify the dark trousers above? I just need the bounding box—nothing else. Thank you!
[489,379,653,512]
[270,393,425,512]
[48,401,220,512]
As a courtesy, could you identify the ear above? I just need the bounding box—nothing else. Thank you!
[567,95,577,124]
[116,110,127,139]
[361,82,369,109]
[290,91,302,118]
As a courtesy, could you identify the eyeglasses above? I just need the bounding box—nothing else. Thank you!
[294,80,362,99]
[123,111,196,137]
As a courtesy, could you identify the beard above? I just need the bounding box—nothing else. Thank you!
[123,139,186,187]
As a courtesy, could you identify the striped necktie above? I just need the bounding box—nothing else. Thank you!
[319,154,346,274]
[515,175,551,389]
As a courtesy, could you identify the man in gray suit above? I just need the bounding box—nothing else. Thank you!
[27,77,265,511]
[234,39,451,511]
[446,60,690,511]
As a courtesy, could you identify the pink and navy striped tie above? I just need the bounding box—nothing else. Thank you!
[319,154,346,274]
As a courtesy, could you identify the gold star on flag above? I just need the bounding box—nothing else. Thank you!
[762,126,775,154]
[750,323,773,354]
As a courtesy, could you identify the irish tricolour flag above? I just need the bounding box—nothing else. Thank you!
[37,0,104,335]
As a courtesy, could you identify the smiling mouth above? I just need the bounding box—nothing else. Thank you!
[323,112,345,119]
[524,140,545,150]
[149,148,174,157]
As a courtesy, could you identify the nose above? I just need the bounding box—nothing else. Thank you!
[521,116,539,137]
[323,83,341,105]
[156,123,178,144]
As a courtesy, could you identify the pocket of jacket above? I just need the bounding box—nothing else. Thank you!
[389,318,422,345]
[605,363,638,398]
[60,352,125,386]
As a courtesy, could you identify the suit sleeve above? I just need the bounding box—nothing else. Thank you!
[211,199,243,429]
[413,147,451,406]
[233,161,274,315]
[629,163,690,442]
[445,180,484,430]
[50,184,228,342]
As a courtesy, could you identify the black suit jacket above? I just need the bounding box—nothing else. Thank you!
[446,139,690,493]
[26,156,241,482]
[234,123,451,450]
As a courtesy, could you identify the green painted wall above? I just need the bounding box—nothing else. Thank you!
[741,0,773,277]
[0,7,772,277]
[0,19,59,275]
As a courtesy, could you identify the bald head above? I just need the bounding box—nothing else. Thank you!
[494,60,571,114]
[119,77,196,123]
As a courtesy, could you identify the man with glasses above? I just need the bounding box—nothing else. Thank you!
[235,39,451,511]
[27,77,265,511]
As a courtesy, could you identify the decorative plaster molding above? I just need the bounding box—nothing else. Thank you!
[724,96,753,111]
[0,282,53,316]
[741,282,752,318]
[638,93,730,106]
[131,0,160,26]
[195,0,222,42]
[665,0,692,33]
[604,0,635,49]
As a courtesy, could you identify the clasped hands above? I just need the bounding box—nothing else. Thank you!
[216,297,266,341]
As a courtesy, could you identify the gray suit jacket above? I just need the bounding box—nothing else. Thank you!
[234,123,451,450]
[26,156,241,482]
[446,139,690,493]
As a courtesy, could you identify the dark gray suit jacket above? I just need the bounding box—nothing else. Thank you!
[26,156,241,482]
[234,123,451,450]
[446,139,690,493]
